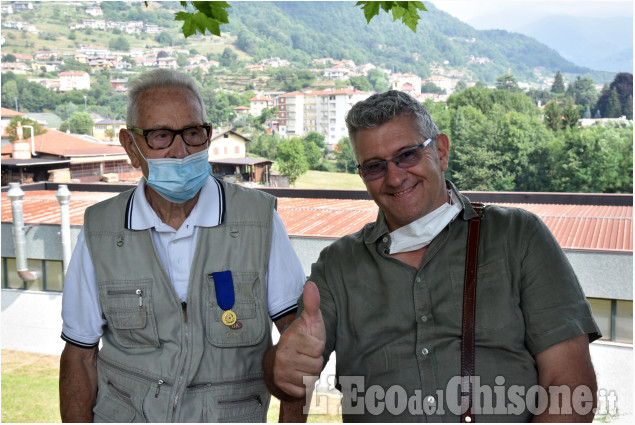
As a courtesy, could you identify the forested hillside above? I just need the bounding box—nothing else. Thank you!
[225,2,613,84]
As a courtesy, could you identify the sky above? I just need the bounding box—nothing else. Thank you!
[430,0,633,31]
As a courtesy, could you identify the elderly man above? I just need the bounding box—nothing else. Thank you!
[59,69,306,422]
[265,90,600,422]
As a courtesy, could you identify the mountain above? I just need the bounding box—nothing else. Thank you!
[224,1,615,84]
[515,15,633,73]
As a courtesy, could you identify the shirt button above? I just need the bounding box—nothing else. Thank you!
[421,315,428,322]
[421,347,429,356]
[426,395,436,405]
[382,237,388,243]
[416,276,421,283]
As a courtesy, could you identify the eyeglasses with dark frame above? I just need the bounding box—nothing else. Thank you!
[127,124,212,150]
[356,138,433,181]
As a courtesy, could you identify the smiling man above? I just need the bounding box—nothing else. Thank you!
[264,90,601,422]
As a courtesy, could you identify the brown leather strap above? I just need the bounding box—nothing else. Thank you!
[461,202,484,423]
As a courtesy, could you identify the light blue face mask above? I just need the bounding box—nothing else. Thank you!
[133,139,211,203]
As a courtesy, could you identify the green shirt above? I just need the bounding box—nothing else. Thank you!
[301,182,600,422]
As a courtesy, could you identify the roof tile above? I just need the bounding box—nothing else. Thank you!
[1,193,632,252]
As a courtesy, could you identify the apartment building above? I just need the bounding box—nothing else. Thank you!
[59,71,90,92]
[278,89,371,149]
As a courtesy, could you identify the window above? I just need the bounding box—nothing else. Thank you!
[213,147,219,155]
[2,257,65,292]
[224,147,228,154]
[588,298,633,344]
[234,146,239,154]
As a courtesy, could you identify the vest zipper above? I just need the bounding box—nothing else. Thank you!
[171,302,189,422]
[107,378,131,399]
[188,376,265,389]
[218,394,262,406]
[98,355,171,394]
[106,288,143,307]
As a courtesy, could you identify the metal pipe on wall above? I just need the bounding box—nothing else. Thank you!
[55,185,72,278]
[7,182,39,282]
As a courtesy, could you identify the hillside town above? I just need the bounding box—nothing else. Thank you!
[1,2,537,149]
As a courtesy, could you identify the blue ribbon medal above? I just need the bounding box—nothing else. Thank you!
[212,271,237,326]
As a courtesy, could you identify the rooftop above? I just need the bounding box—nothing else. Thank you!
[1,188,632,253]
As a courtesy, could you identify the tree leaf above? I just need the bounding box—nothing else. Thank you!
[355,1,426,32]
[173,2,230,37]
[356,1,380,24]
[175,10,222,37]
[192,1,230,24]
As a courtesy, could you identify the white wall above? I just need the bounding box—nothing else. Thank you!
[1,289,65,356]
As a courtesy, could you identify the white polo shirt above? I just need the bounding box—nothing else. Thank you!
[61,177,305,348]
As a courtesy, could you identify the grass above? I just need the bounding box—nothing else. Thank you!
[1,350,341,423]
[1,350,61,423]
[293,170,368,190]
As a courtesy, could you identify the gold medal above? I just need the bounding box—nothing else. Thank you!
[222,309,237,326]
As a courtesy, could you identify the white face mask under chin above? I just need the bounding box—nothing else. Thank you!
[388,201,462,254]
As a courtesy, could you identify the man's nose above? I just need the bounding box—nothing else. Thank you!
[384,160,407,185]
[168,133,189,158]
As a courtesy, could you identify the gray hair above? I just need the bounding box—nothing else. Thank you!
[345,90,440,159]
[126,69,207,126]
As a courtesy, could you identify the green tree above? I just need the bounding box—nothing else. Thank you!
[454,80,467,92]
[303,131,326,149]
[68,112,94,135]
[495,74,520,93]
[55,102,78,121]
[176,53,188,68]
[3,54,17,63]
[6,117,46,142]
[543,100,563,131]
[570,76,598,107]
[109,35,130,52]
[421,82,446,94]
[605,88,622,118]
[447,105,503,190]
[349,76,372,92]
[220,47,238,67]
[367,68,389,92]
[304,141,322,169]
[549,126,632,193]
[551,71,565,94]
[155,31,174,46]
[277,137,308,185]
[624,95,633,119]
[105,128,116,140]
[596,73,633,118]
[334,137,356,173]
[561,100,580,129]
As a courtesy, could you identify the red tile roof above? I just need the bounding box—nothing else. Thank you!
[1,107,24,117]
[1,129,126,157]
[1,191,632,252]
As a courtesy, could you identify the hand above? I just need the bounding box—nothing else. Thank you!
[274,281,326,399]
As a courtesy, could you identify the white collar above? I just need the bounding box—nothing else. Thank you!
[126,176,224,230]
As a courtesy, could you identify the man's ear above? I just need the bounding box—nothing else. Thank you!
[119,129,141,169]
[435,133,450,172]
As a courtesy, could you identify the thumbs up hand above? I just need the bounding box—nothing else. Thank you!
[274,281,327,398]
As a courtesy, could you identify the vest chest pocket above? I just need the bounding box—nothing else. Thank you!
[206,272,267,347]
[98,279,160,349]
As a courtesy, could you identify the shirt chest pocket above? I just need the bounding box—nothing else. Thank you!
[205,272,267,347]
[450,258,522,332]
[98,279,160,349]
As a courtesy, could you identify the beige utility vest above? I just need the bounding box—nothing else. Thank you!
[84,180,275,422]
